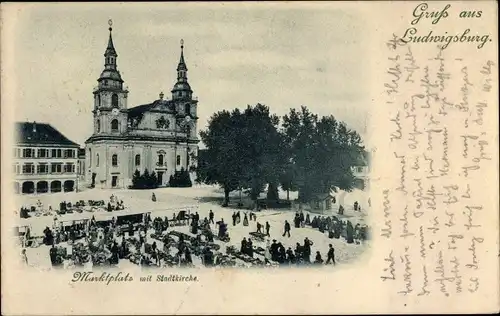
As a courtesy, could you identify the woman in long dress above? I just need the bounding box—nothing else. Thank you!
[264,245,271,264]
[243,214,249,226]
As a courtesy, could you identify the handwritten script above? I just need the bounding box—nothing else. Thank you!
[378,28,496,300]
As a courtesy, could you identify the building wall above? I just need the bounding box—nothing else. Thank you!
[86,140,198,189]
[351,165,370,190]
[13,145,79,194]
[130,111,197,139]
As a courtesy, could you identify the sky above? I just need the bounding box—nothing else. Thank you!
[10,3,370,147]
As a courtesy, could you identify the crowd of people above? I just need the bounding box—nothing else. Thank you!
[19,193,370,269]
[18,195,125,220]
[283,207,369,244]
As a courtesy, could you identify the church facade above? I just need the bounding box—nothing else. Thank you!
[85,22,199,189]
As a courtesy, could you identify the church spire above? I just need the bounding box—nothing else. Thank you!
[104,19,118,70]
[177,39,188,81]
[97,19,123,87]
[171,39,192,100]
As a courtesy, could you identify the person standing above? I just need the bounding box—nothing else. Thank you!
[209,210,214,224]
[256,222,262,234]
[264,244,272,264]
[185,247,192,265]
[20,249,28,266]
[49,244,58,268]
[303,237,313,263]
[270,240,279,261]
[265,221,270,236]
[232,212,237,226]
[247,238,254,258]
[240,238,247,254]
[283,220,291,237]
[286,247,295,264]
[326,244,336,265]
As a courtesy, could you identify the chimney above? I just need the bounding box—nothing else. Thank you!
[32,121,37,133]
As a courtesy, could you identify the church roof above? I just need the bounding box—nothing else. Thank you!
[177,39,187,71]
[105,26,117,57]
[127,103,155,116]
[127,99,175,117]
[16,122,80,147]
[98,69,123,82]
[172,81,192,92]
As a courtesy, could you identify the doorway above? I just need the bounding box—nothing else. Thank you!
[157,172,164,186]
[111,176,118,188]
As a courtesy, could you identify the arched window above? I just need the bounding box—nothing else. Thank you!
[176,155,181,166]
[111,119,119,132]
[96,154,99,167]
[112,93,119,108]
[135,154,140,166]
[97,119,100,132]
[97,95,101,107]
[185,103,191,114]
[112,154,118,167]
[158,154,164,166]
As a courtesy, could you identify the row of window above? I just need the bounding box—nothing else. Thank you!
[94,154,184,167]
[14,163,75,175]
[96,93,120,108]
[105,57,116,65]
[96,119,120,133]
[14,148,77,159]
[353,166,366,173]
[98,120,191,133]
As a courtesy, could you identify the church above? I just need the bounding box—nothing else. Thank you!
[85,21,199,189]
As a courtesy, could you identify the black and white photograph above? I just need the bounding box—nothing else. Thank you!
[9,4,372,271]
[2,2,498,315]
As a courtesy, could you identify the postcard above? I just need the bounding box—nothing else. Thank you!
[1,1,498,315]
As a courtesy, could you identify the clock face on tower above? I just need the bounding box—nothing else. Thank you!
[112,108,119,116]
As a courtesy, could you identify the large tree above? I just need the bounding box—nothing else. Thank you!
[282,106,364,203]
[198,104,285,207]
[198,109,245,206]
[238,104,285,207]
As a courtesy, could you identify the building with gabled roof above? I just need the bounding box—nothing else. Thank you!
[13,121,80,194]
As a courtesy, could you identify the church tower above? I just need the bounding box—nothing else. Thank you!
[171,40,198,134]
[93,20,129,135]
